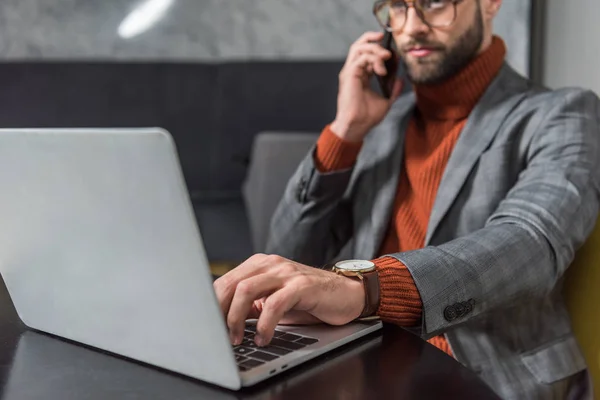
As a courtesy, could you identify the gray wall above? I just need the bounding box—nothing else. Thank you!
[541,0,600,94]
[0,0,531,75]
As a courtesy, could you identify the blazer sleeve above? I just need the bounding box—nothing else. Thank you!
[391,89,600,339]
[265,126,361,266]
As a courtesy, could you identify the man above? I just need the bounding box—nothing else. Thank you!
[215,0,600,398]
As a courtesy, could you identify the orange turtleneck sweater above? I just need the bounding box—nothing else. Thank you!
[315,37,506,356]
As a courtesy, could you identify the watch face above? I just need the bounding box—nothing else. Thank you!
[334,260,376,272]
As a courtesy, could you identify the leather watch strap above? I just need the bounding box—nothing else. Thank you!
[359,270,380,318]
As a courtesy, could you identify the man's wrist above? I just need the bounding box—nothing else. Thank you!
[330,119,368,143]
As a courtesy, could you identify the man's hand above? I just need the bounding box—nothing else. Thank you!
[213,254,365,347]
[331,31,404,143]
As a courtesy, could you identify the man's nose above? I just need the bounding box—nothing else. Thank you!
[402,7,430,36]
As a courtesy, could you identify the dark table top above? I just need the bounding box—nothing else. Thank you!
[0,278,500,400]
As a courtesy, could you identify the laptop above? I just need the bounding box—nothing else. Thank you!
[0,128,381,390]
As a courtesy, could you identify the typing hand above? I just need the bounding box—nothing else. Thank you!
[213,254,364,347]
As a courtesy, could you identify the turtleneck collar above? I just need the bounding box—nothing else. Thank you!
[413,35,507,120]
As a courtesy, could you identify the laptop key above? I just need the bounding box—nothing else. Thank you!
[270,338,306,350]
[297,337,319,346]
[234,346,255,356]
[278,333,303,342]
[244,330,254,338]
[242,339,291,355]
[273,330,286,338]
[262,346,291,356]
[235,354,249,363]
[245,326,257,333]
[238,365,249,372]
[242,339,260,348]
[240,359,264,369]
[249,341,263,349]
[249,351,278,362]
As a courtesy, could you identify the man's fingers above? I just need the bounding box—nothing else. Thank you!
[227,273,283,345]
[346,53,388,78]
[255,286,300,346]
[247,300,262,320]
[348,42,391,64]
[213,254,282,317]
[356,31,385,46]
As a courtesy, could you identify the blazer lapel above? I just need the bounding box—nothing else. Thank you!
[425,65,529,245]
[355,95,415,259]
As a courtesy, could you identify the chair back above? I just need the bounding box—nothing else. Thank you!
[242,132,318,253]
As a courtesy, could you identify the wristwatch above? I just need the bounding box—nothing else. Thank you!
[331,260,380,318]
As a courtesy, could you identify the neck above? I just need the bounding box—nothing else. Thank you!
[478,30,494,55]
[413,35,506,120]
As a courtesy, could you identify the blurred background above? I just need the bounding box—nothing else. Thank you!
[0,0,595,264]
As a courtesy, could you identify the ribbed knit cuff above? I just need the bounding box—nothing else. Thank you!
[372,256,423,327]
[314,124,363,173]
[428,335,453,357]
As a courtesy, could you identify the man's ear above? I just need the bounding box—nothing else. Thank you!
[481,0,502,22]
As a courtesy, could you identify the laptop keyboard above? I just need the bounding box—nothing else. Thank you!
[233,325,319,371]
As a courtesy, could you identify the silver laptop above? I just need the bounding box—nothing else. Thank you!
[0,128,381,390]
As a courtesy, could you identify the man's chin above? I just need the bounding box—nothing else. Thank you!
[403,57,444,82]
[406,67,444,85]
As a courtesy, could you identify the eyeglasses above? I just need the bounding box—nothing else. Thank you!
[373,0,465,31]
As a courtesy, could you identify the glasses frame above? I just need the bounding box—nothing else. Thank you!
[373,0,465,32]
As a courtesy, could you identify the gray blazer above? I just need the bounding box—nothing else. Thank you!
[266,64,600,399]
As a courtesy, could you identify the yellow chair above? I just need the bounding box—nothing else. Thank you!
[565,219,600,398]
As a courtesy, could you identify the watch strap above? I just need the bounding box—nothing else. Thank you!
[359,269,380,318]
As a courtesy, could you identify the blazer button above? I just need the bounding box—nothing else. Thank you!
[454,302,466,318]
[444,305,458,322]
[464,299,474,314]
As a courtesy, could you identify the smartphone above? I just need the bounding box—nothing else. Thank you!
[376,30,399,99]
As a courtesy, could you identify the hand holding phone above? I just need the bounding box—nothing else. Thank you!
[376,31,400,99]
[331,31,404,143]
